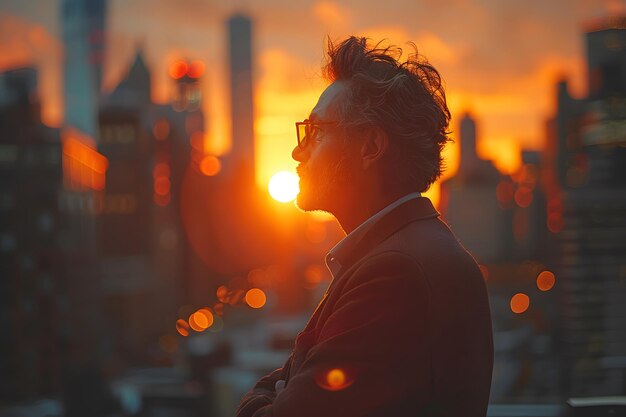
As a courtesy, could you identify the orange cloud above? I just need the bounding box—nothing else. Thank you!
[313,1,351,27]
[606,0,626,15]
[414,32,465,65]
[0,13,35,68]
[447,51,585,171]
[356,25,412,47]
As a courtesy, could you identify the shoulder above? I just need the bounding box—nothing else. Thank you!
[339,217,482,298]
[371,216,480,278]
[349,250,423,280]
[318,249,431,341]
[338,250,430,304]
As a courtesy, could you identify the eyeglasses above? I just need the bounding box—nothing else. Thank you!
[295,119,337,149]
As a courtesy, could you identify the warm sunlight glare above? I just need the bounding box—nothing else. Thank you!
[268,171,299,203]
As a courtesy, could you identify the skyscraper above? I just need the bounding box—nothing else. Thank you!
[440,113,511,263]
[549,16,626,397]
[0,67,64,402]
[227,14,255,186]
[61,0,107,137]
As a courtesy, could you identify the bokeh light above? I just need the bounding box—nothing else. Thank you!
[327,369,345,388]
[514,186,533,207]
[154,177,171,196]
[547,196,564,234]
[547,212,564,233]
[496,180,515,207]
[187,60,205,78]
[175,319,189,337]
[169,59,188,79]
[153,162,170,178]
[192,308,214,330]
[216,285,230,303]
[188,309,215,332]
[199,155,221,176]
[245,288,267,309]
[536,270,556,291]
[510,293,530,314]
[188,312,205,332]
[268,171,299,203]
[316,368,354,391]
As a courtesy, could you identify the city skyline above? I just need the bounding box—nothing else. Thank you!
[1,0,624,207]
[1,3,625,413]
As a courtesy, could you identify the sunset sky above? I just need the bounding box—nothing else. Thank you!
[1,0,624,204]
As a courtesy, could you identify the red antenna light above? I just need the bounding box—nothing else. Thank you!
[188,60,205,79]
[169,60,188,79]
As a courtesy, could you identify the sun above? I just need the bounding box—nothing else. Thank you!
[268,171,299,203]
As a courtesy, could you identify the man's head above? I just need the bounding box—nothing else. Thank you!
[293,36,451,215]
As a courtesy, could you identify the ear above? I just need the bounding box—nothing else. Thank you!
[360,126,388,170]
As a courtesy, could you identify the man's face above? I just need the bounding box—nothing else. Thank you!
[292,81,357,213]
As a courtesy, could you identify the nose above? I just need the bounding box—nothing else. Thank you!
[292,144,305,162]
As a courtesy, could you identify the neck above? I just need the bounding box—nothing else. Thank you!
[333,190,411,234]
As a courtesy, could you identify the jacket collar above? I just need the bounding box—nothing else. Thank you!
[330,196,440,278]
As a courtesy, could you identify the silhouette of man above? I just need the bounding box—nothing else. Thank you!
[236,36,493,417]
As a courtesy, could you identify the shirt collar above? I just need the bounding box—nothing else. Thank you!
[325,192,422,277]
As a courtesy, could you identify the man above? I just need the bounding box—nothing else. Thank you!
[236,36,493,417]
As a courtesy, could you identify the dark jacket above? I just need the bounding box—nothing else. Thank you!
[236,197,493,417]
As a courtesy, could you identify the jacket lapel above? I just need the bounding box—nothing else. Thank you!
[301,197,439,334]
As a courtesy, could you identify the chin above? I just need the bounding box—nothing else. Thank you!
[295,189,327,213]
[295,191,317,212]
[296,175,343,214]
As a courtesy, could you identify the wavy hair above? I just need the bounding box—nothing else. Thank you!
[323,36,452,193]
